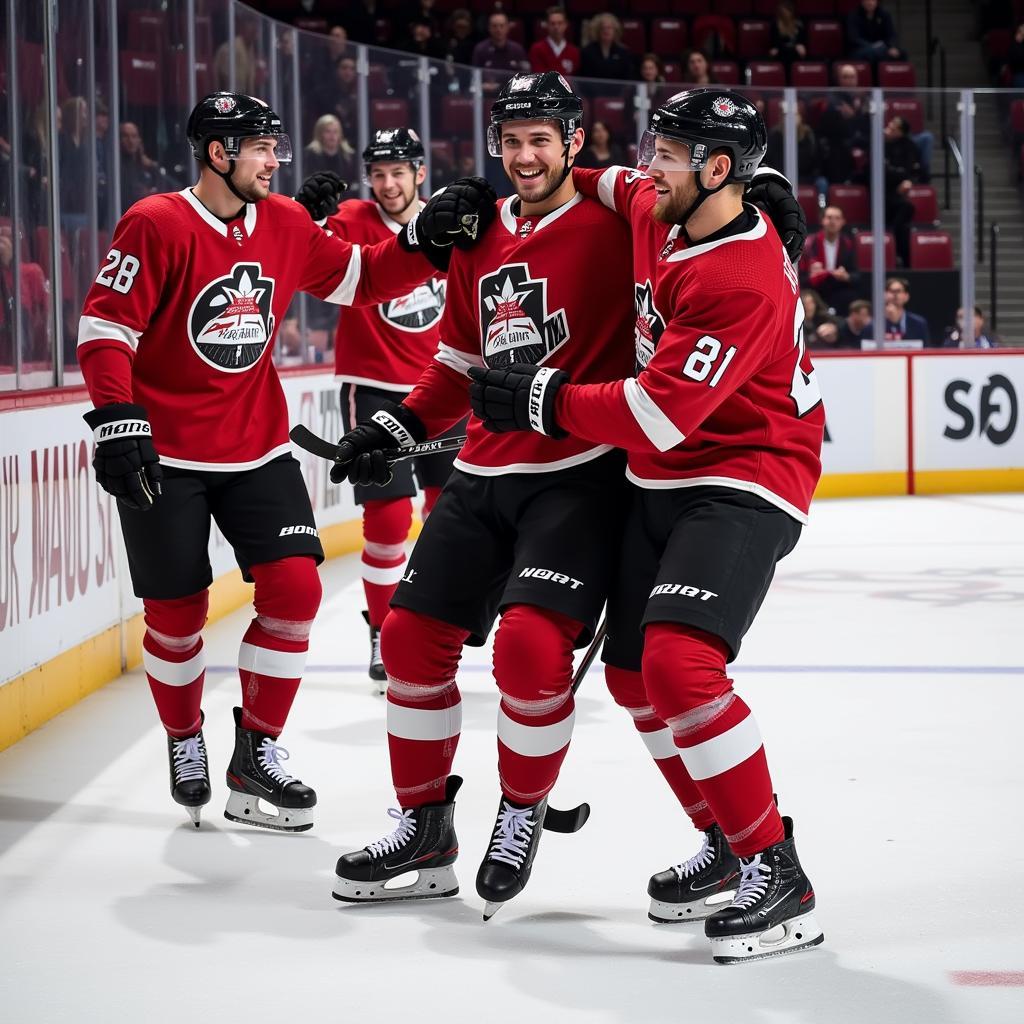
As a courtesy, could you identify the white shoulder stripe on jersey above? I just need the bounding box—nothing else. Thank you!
[324,243,362,305]
[665,207,767,262]
[623,377,686,452]
[434,341,484,376]
[597,165,628,211]
[77,315,142,351]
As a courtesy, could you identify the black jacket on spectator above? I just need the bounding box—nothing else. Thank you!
[847,5,900,53]
[884,133,920,267]
[765,127,822,183]
[770,19,806,67]
[579,43,634,80]
[575,142,625,169]
[303,145,359,192]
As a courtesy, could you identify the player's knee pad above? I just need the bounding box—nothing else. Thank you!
[493,604,578,711]
[143,591,209,649]
[362,497,413,546]
[380,606,468,691]
[641,622,734,722]
[249,556,322,638]
[604,664,659,724]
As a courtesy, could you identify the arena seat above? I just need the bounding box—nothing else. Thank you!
[791,61,830,88]
[593,96,629,136]
[878,62,917,88]
[795,0,836,13]
[663,61,683,82]
[907,185,938,225]
[749,61,787,87]
[884,97,924,134]
[621,19,647,55]
[119,52,161,108]
[651,19,688,57]
[797,184,821,227]
[125,10,165,52]
[714,0,756,14]
[691,15,736,55]
[910,230,953,270]
[827,184,870,225]
[853,230,895,271]
[711,60,741,84]
[370,99,410,130]
[806,20,844,59]
[440,96,474,136]
[737,20,772,61]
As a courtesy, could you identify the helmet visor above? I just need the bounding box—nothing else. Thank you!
[224,133,294,164]
[637,130,709,175]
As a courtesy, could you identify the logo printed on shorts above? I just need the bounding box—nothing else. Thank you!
[649,583,718,601]
[519,567,583,590]
[279,525,319,537]
[401,568,417,584]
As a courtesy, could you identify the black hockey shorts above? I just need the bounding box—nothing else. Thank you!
[340,383,466,504]
[117,453,324,600]
[390,450,628,648]
[602,485,802,671]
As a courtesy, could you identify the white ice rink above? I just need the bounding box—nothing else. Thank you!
[1,494,1022,1023]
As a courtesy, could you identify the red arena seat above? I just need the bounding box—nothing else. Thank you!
[797,184,821,227]
[621,19,647,54]
[907,184,938,225]
[371,99,410,129]
[593,96,629,136]
[691,15,736,55]
[827,184,870,224]
[791,61,830,88]
[806,20,844,59]
[853,231,895,271]
[710,60,741,84]
[910,230,953,269]
[737,20,772,61]
[878,61,916,88]
[748,61,787,87]
[651,19,688,57]
[440,96,474,136]
[120,52,162,107]
[884,97,924,134]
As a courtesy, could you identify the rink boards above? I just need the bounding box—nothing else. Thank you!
[1,351,1023,748]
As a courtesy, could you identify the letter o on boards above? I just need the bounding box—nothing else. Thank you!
[979,374,1018,445]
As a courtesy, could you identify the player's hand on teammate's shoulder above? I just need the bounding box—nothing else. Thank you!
[293,171,349,222]
[400,176,498,273]
[468,363,568,438]
[82,403,163,511]
[330,402,428,487]
[744,166,807,265]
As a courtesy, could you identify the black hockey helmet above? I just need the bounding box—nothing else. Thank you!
[361,127,425,185]
[639,89,766,183]
[487,71,583,157]
[187,92,293,164]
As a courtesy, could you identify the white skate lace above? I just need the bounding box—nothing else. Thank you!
[729,853,772,909]
[366,808,417,858]
[486,802,537,868]
[670,831,715,880]
[257,738,298,785]
[171,735,206,783]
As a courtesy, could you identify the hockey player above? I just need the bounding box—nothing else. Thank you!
[295,129,464,691]
[468,90,825,961]
[76,92,495,831]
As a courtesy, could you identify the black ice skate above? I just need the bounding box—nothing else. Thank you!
[362,610,387,694]
[224,707,316,832]
[704,816,824,964]
[476,794,590,921]
[333,776,462,903]
[648,823,740,922]
[166,713,211,829]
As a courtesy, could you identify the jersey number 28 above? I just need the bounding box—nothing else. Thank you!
[96,249,141,294]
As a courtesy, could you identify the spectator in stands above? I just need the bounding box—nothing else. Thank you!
[575,120,625,170]
[0,230,49,362]
[399,0,441,38]
[442,8,477,67]
[769,1,807,70]
[306,25,349,84]
[58,97,90,232]
[802,205,860,315]
[766,110,828,203]
[846,0,904,63]
[119,121,175,207]
[309,55,359,143]
[214,18,261,94]
[943,307,1000,349]
[839,299,872,348]
[304,115,359,194]
[530,6,580,77]
[884,277,931,343]
[638,53,667,104]
[1008,23,1024,88]
[801,288,842,348]
[883,115,920,267]
[94,100,111,226]
[342,0,380,44]
[681,49,715,86]
[817,63,870,184]
[580,13,634,81]
[472,11,529,76]
[399,17,446,59]
[877,295,927,344]
[21,103,51,229]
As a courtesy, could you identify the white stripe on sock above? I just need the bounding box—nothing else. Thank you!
[143,646,205,687]
[387,698,463,741]
[676,712,763,782]
[640,726,679,761]
[497,706,575,757]
[238,641,307,680]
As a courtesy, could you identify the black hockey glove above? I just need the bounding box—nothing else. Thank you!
[83,403,163,511]
[293,171,348,222]
[399,176,497,272]
[745,166,807,265]
[331,401,427,486]
[467,363,569,438]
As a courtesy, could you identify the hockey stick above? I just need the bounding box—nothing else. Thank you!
[290,423,466,466]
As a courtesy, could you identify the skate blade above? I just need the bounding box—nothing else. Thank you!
[710,912,824,964]
[648,890,736,923]
[482,900,504,922]
[187,806,202,829]
[224,791,314,833]
[332,866,459,903]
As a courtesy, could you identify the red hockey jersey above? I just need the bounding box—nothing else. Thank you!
[326,198,446,391]
[563,166,824,522]
[403,192,635,475]
[78,188,434,470]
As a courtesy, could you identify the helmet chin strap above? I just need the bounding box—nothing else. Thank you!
[676,165,730,230]
[205,144,250,204]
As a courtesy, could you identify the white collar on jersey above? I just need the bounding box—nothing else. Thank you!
[180,188,258,239]
[375,198,425,235]
[664,205,766,262]
[499,191,583,237]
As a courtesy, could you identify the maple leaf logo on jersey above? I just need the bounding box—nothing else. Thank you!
[479,263,568,369]
[378,277,446,333]
[188,263,276,372]
[634,279,665,372]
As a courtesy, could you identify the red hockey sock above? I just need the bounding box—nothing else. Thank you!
[493,604,580,804]
[142,592,209,738]
[643,623,784,857]
[422,485,443,520]
[239,557,322,737]
[382,607,469,807]
[604,665,715,830]
[361,498,413,627]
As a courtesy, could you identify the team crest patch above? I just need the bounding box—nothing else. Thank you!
[479,262,568,369]
[712,96,737,118]
[378,278,446,332]
[214,96,236,113]
[634,279,666,373]
[518,220,534,238]
[188,262,276,371]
